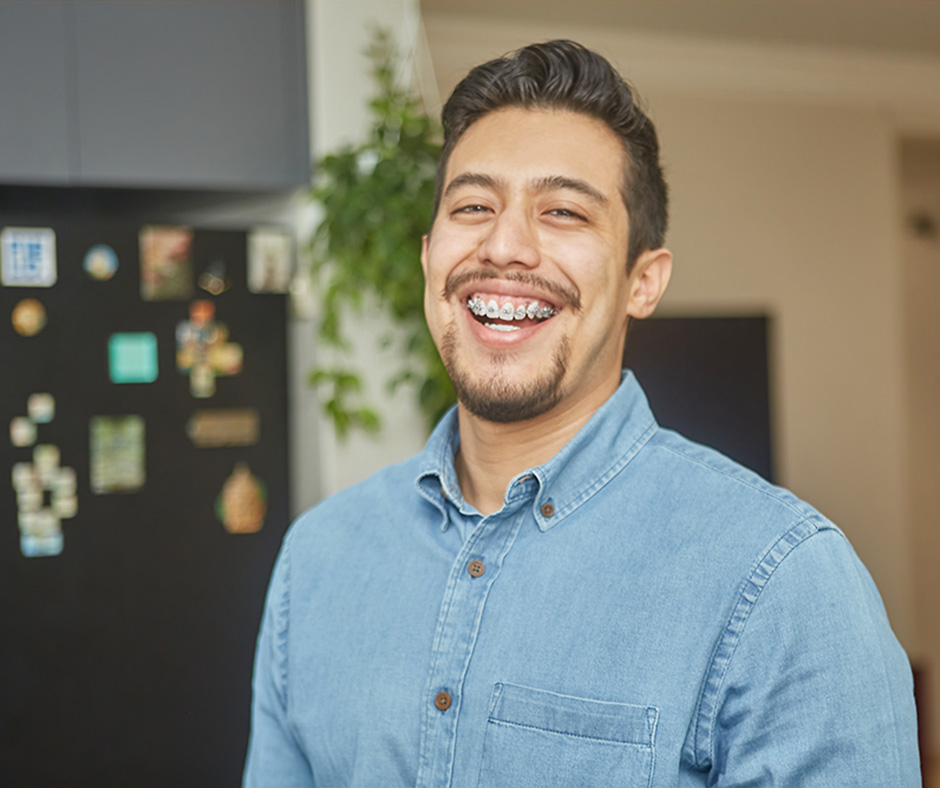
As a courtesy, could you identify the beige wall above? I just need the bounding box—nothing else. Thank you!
[655,95,909,621]
[900,139,940,755]
[422,5,940,750]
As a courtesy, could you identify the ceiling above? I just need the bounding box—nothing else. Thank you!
[420,1,940,60]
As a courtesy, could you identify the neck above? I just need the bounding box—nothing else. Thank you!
[454,377,620,515]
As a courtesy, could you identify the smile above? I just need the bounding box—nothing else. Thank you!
[466,295,557,332]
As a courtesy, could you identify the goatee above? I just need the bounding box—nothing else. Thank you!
[439,323,571,423]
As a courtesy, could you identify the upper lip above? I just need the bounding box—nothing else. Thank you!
[453,278,562,311]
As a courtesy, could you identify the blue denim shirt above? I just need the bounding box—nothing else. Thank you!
[244,372,919,787]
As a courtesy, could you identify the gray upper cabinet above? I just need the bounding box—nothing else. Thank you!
[0,2,73,183]
[0,0,310,189]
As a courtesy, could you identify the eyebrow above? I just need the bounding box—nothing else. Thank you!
[532,175,609,206]
[442,172,501,201]
[443,172,609,207]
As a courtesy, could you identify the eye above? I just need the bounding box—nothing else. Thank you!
[452,204,491,215]
[548,207,588,222]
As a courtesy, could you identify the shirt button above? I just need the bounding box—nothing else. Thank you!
[435,691,452,711]
[467,560,485,578]
[541,502,555,518]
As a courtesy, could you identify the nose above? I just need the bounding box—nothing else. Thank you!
[478,206,539,269]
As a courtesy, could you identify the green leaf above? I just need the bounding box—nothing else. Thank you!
[307,26,454,440]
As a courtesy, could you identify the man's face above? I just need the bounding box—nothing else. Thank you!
[422,107,641,424]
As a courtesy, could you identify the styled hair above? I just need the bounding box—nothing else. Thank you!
[434,40,668,270]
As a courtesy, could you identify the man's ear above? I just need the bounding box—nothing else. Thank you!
[626,247,672,319]
[421,234,430,278]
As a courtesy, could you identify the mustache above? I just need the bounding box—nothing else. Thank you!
[442,270,581,311]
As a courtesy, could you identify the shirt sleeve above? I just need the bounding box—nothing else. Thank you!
[243,532,314,788]
[698,526,920,786]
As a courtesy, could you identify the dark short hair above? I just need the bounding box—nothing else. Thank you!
[434,39,668,271]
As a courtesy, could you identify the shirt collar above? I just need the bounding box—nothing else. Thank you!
[415,371,658,532]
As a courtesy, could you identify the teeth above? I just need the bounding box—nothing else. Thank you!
[466,296,556,322]
[484,323,519,332]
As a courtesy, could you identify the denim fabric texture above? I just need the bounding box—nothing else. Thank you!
[243,372,919,787]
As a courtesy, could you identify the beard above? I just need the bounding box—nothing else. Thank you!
[438,322,571,423]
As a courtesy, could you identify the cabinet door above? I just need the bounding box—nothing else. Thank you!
[73,0,310,188]
[0,1,72,183]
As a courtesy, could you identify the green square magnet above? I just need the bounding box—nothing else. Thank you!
[109,333,158,384]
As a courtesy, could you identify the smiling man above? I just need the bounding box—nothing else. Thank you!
[244,41,919,787]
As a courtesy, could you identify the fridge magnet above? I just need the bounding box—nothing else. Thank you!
[198,259,231,296]
[139,225,194,301]
[89,415,145,494]
[33,444,61,486]
[19,511,64,558]
[176,301,243,397]
[109,332,158,384]
[215,462,266,534]
[186,408,260,448]
[0,227,57,287]
[10,417,36,447]
[13,464,42,515]
[27,392,55,423]
[13,450,78,558]
[248,228,292,293]
[84,244,119,281]
[11,298,47,336]
[52,465,76,496]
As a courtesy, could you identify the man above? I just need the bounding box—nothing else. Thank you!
[244,41,919,786]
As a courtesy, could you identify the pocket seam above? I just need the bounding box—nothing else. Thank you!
[489,681,658,746]
[487,716,655,748]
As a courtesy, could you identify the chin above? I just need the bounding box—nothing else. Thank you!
[442,327,571,423]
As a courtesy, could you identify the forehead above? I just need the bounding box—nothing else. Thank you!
[443,107,626,199]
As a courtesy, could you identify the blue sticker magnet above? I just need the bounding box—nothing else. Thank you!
[1,227,57,287]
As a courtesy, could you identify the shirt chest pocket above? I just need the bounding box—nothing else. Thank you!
[477,682,658,788]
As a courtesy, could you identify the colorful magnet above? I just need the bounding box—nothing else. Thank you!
[109,332,158,384]
[215,462,266,534]
[27,393,55,423]
[176,302,243,397]
[89,415,145,494]
[1,227,57,287]
[19,511,63,558]
[10,417,36,447]
[198,259,231,296]
[12,447,77,558]
[139,225,194,301]
[11,298,47,336]
[84,244,119,281]
[186,408,260,447]
[248,228,292,293]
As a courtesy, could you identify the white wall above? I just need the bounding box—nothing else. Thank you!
[301,0,430,507]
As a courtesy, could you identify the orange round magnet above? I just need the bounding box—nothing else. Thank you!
[12,298,46,336]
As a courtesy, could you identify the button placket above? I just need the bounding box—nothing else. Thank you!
[415,509,526,788]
